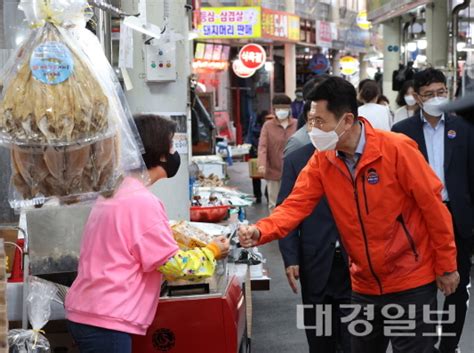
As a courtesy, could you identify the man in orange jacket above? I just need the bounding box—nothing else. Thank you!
[239,76,460,353]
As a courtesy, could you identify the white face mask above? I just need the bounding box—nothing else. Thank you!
[422,97,449,117]
[308,118,346,151]
[404,95,416,106]
[275,109,290,120]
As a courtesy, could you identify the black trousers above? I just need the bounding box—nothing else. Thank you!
[302,250,352,353]
[351,282,438,353]
[249,146,262,199]
[438,234,473,353]
[252,178,262,199]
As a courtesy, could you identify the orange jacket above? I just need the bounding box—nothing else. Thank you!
[256,118,457,295]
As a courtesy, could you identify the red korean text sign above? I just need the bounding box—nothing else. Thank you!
[238,43,266,70]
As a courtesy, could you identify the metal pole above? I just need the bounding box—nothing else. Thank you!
[95,5,113,62]
[452,0,470,95]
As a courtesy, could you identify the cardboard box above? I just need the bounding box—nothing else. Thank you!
[248,158,264,179]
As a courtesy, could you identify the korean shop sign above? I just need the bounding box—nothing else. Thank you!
[197,7,262,39]
[316,20,337,48]
[233,59,256,78]
[239,44,266,70]
[262,8,300,42]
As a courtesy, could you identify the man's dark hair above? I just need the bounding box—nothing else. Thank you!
[133,114,177,170]
[396,80,415,106]
[297,100,313,128]
[359,80,380,103]
[307,76,358,118]
[414,68,446,93]
[302,74,330,100]
[272,94,292,105]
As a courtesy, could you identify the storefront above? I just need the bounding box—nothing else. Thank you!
[192,5,302,146]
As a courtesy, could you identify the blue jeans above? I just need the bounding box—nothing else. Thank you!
[67,320,132,353]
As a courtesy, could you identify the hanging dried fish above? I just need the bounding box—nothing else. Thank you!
[11,136,119,200]
[1,23,109,145]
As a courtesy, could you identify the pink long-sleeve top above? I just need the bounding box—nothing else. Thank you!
[257,117,297,180]
[65,177,180,335]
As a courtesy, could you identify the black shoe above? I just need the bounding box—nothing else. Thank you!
[255,197,262,204]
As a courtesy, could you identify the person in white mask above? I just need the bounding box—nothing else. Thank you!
[394,80,419,124]
[257,94,297,213]
[240,76,459,353]
[392,68,474,353]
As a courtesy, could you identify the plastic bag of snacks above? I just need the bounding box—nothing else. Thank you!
[8,277,58,353]
[0,0,146,208]
[170,221,216,250]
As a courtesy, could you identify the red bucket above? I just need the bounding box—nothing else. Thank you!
[190,205,229,223]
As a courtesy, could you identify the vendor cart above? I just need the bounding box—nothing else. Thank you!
[3,207,266,352]
[133,275,247,353]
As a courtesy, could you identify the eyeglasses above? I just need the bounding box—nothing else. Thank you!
[307,116,326,129]
[419,89,448,99]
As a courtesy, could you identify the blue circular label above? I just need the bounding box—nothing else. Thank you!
[367,171,379,185]
[447,130,456,139]
[308,54,330,75]
[30,41,74,85]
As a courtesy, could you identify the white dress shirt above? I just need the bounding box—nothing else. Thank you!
[421,113,449,201]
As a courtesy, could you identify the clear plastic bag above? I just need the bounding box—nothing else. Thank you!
[8,277,58,353]
[0,0,147,209]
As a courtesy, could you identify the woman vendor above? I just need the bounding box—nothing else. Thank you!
[65,114,230,353]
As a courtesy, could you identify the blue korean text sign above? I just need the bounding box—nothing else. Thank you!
[198,7,262,39]
[30,41,74,85]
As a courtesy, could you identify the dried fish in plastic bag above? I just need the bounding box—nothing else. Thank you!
[1,0,147,208]
[10,135,120,200]
[1,23,109,145]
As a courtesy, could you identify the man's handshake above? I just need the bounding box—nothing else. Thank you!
[238,225,261,248]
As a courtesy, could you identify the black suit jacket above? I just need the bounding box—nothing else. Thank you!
[392,112,474,238]
[277,143,350,300]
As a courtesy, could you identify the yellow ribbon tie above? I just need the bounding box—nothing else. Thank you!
[31,329,46,349]
[30,0,62,28]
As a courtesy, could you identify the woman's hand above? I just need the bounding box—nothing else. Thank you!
[210,236,230,259]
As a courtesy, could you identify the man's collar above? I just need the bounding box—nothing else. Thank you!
[354,122,366,155]
[420,111,445,125]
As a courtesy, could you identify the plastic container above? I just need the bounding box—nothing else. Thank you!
[190,205,229,223]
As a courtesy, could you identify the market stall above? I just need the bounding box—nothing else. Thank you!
[0,1,268,352]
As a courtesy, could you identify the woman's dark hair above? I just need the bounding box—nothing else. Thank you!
[377,95,390,105]
[359,80,380,103]
[307,76,358,119]
[413,68,446,93]
[396,80,415,107]
[358,78,373,93]
[133,114,177,169]
[272,94,292,105]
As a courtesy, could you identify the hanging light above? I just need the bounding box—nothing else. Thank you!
[417,39,427,50]
[264,61,274,71]
[461,37,474,51]
[416,54,427,63]
[457,41,467,51]
[407,41,418,52]
[461,5,474,51]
